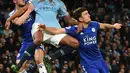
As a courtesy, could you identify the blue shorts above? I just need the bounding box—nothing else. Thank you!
[17,43,45,60]
[81,59,109,73]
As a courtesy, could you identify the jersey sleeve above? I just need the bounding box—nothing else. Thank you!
[91,21,100,30]
[65,25,78,37]
[8,11,19,31]
[58,0,69,17]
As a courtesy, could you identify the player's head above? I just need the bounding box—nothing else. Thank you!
[13,0,26,7]
[73,7,91,24]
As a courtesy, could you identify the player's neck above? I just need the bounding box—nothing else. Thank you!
[84,23,88,28]
[15,5,20,11]
[48,0,54,6]
[84,21,91,28]
[15,5,23,10]
[48,0,52,3]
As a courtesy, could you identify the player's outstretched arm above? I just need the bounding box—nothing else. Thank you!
[99,23,122,29]
[38,24,66,34]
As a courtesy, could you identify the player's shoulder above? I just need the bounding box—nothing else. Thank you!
[65,25,77,29]
[90,21,99,25]
[54,0,63,3]
[90,21,98,24]
[9,10,16,17]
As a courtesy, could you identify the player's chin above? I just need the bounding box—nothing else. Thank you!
[19,4,25,7]
[89,19,91,21]
[87,20,91,24]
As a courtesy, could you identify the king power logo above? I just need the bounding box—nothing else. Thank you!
[83,36,97,45]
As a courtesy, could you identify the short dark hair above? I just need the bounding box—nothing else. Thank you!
[73,7,87,21]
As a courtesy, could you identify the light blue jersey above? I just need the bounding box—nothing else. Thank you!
[31,0,68,28]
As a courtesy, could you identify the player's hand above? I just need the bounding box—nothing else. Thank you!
[113,23,122,29]
[38,24,46,31]
[77,22,84,33]
[5,18,11,30]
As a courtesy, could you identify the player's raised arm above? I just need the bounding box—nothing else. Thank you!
[8,3,30,21]
[5,3,34,28]
[99,23,122,29]
[12,3,34,25]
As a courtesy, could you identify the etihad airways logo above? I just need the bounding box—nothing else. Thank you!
[83,36,97,45]
[39,6,57,11]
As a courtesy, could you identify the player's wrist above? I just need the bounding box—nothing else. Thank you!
[112,25,116,29]
[7,18,11,21]
[77,21,84,25]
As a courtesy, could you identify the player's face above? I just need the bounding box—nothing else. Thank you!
[14,0,26,7]
[80,10,91,24]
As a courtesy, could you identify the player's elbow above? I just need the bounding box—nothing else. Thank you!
[15,22,23,26]
[12,20,22,26]
[55,30,61,34]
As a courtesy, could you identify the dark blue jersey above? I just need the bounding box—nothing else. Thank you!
[9,10,35,44]
[65,21,103,66]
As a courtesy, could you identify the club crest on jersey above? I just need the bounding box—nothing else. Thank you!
[92,28,95,32]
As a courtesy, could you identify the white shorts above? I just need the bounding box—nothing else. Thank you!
[31,23,66,47]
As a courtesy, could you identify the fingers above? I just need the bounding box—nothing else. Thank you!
[6,25,10,30]
[114,23,122,29]
[5,22,10,30]
[38,24,45,28]
[77,22,84,33]
[77,28,82,33]
[38,24,46,31]
[5,24,10,30]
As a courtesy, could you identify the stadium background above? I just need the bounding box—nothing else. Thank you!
[0,0,130,73]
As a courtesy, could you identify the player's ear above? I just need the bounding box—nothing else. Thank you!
[79,17,83,22]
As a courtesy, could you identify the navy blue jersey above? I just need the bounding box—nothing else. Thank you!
[9,10,35,44]
[65,21,103,66]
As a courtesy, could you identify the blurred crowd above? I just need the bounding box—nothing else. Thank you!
[0,0,130,73]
